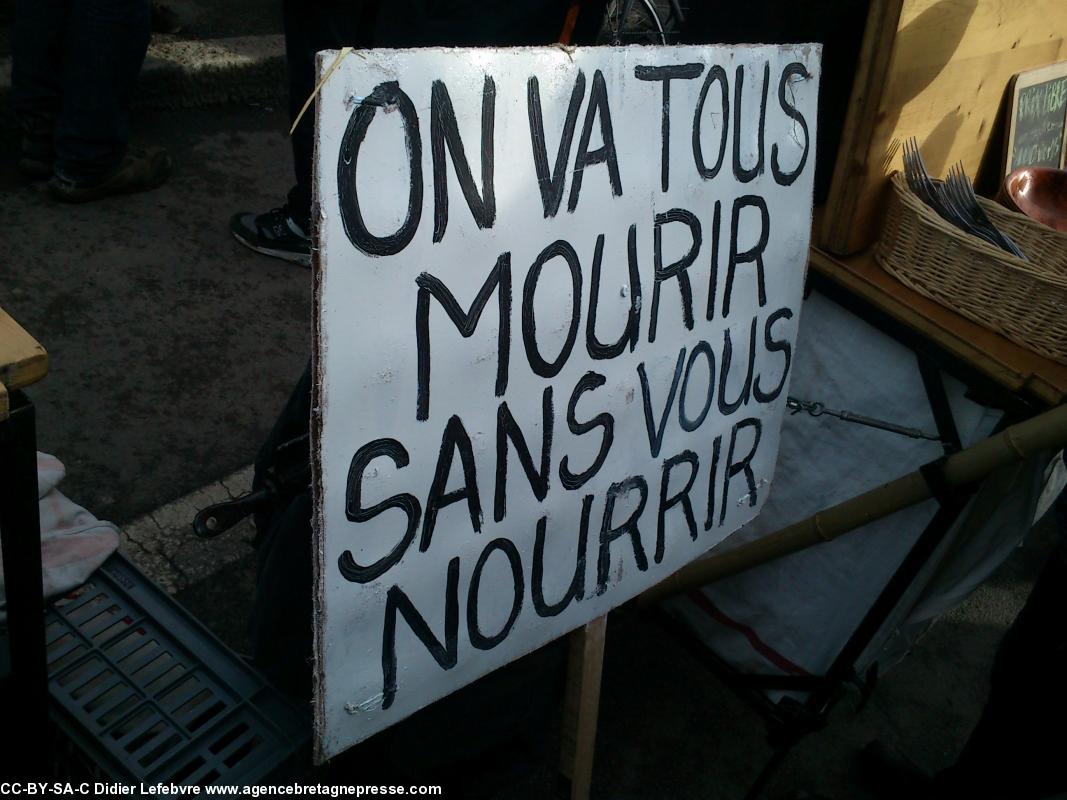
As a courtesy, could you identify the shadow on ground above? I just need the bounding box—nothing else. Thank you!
[178,509,1058,799]
[2,105,310,524]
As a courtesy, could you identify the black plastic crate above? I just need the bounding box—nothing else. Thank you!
[44,553,309,786]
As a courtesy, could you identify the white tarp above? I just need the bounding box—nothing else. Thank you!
[0,453,119,623]
[664,290,1049,689]
[312,43,820,759]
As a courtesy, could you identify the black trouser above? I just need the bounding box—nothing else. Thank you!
[282,0,571,231]
[11,0,150,180]
[284,0,370,232]
[934,531,1067,799]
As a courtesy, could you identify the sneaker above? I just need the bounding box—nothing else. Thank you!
[230,206,311,267]
[49,147,172,203]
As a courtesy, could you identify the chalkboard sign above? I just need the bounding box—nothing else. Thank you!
[1006,62,1067,175]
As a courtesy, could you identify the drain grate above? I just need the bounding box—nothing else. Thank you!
[46,553,308,785]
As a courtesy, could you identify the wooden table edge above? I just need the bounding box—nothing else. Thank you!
[1,307,50,393]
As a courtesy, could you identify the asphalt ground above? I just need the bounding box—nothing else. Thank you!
[1,100,1059,798]
[1,104,310,525]
[168,515,1055,800]
[0,0,284,59]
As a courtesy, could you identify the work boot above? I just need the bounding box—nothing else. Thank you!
[49,148,172,203]
[18,115,55,180]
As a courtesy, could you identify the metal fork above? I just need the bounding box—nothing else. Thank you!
[902,138,938,208]
[901,139,1028,261]
[938,165,1005,250]
[904,140,979,238]
[945,162,1028,259]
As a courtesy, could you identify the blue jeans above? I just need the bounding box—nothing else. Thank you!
[11,0,150,181]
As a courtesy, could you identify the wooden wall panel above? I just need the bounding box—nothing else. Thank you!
[820,0,1067,255]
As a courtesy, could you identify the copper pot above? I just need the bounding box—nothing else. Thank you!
[997,166,1067,234]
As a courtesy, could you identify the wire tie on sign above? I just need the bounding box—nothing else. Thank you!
[348,94,387,108]
[289,46,354,136]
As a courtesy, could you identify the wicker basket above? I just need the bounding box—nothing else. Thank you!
[874,172,1067,364]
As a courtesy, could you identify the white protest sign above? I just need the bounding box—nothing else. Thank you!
[313,44,819,760]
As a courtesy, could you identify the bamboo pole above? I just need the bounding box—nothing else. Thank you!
[641,403,1067,605]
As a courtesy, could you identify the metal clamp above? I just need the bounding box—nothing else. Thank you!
[787,396,944,443]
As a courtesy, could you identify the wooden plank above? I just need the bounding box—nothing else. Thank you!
[0,307,48,394]
[820,0,1067,255]
[809,246,1067,408]
[559,615,608,800]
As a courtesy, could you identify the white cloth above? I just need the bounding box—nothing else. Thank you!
[0,452,120,622]
[663,291,1045,687]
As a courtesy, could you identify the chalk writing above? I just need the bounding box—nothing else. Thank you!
[1011,75,1067,171]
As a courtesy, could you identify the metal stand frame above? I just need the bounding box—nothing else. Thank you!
[0,390,52,776]
[659,387,979,798]
[651,277,1038,798]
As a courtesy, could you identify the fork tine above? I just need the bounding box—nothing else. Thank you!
[947,164,963,206]
[955,162,1017,250]
[909,138,937,207]
[904,152,1028,260]
[902,138,923,199]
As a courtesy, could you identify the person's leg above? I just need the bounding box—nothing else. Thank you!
[10,0,71,177]
[285,0,371,232]
[859,528,1067,800]
[932,533,1067,799]
[45,0,171,201]
[53,0,150,181]
[231,0,370,266]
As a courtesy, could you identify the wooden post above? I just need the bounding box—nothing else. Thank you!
[559,614,608,800]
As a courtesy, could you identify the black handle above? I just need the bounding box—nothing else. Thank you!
[192,488,271,538]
